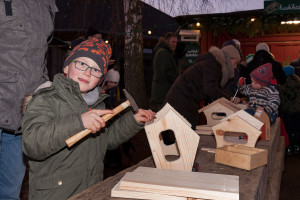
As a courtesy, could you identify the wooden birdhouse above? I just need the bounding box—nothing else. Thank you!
[179,30,201,42]
[212,110,264,148]
[196,98,241,135]
[145,103,200,172]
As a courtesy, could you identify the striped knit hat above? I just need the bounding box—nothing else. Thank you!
[64,37,112,76]
[250,63,273,87]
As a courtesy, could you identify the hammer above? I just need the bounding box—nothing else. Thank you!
[65,89,139,147]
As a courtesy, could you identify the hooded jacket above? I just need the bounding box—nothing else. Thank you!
[22,74,144,200]
[151,37,179,103]
[164,46,234,128]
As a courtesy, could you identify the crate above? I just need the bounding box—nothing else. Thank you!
[215,144,268,170]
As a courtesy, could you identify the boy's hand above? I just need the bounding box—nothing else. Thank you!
[230,97,241,104]
[134,109,156,123]
[81,109,114,133]
[238,77,246,86]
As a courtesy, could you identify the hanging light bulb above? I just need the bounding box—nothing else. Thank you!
[196,22,201,27]
[251,18,256,22]
[148,30,152,35]
[105,40,109,44]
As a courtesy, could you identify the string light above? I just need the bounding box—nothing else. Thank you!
[196,22,200,27]
[148,30,152,35]
[281,20,300,25]
[251,18,255,22]
[105,40,109,43]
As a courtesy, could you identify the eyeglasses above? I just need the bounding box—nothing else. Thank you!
[72,60,102,78]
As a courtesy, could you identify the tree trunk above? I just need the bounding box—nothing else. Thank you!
[123,0,148,108]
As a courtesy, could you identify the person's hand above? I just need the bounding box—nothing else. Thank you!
[81,109,114,133]
[230,97,241,104]
[238,77,246,86]
[134,109,156,123]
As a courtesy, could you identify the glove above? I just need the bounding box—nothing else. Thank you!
[238,77,246,86]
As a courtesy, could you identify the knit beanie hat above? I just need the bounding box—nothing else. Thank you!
[250,63,274,87]
[63,37,112,76]
[101,68,120,87]
[256,42,270,52]
[221,45,241,63]
[283,65,295,77]
[246,54,254,64]
[221,40,242,59]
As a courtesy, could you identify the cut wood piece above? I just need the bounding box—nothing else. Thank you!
[215,144,268,170]
[195,125,213,135]
[198,97,241,126]
[111,181,189,200]
[201,147,216,153]
[253,107,271,140]
[119,167,239,200]
[145,103,200,171]
[212,114,262,148]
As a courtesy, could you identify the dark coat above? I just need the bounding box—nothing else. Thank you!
[151,37,179,103]
[279,74,300,113]
[164,46,233,128]
[22,74,144,200]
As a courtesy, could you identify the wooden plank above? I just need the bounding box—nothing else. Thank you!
[112,181,188,200]
[195,125,213,135]
[119,167,239,200]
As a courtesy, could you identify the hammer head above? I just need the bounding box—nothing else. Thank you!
[123,89,139,112]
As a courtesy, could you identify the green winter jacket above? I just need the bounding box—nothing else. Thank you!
[151,37,179,103]
[22,74,144,200]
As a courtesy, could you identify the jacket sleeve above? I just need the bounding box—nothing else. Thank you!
[105,111,144,150]
[22,95,84,160]
[158,50,178,84]
[263,88,280,118]
[202,63,231,100]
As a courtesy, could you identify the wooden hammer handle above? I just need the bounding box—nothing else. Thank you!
[65,100,131,147]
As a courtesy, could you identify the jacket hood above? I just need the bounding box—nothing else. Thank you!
[209,46,234,87]
[154,37,172,53]
[22,81,53,115]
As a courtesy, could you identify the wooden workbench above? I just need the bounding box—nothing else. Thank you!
[69,119,284,200]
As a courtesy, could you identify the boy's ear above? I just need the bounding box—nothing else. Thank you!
[63,65,69,75]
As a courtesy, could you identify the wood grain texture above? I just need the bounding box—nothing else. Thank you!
[215,144,268,170]
[213,115,262,148]
[119,167,239,200]
[145,103,200,171]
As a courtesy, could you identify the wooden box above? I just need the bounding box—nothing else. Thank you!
[215,144,268,170]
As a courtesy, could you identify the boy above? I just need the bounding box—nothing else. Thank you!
[22,37,155,200]
[238,63,280,124]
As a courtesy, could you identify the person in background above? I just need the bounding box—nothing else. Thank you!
[0,1,57,199]
[101,66,123,168]
[22,37,155,199]
[102,66,121,109]
[151,32,179,112]
[238,63,280,124]
[246,42,286,85]
[222,39,244,97]
[164,44,241,129]
[290,57,300,77]
[279,65,300,155]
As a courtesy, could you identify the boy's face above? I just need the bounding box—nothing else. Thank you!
[251,77,262,90]
[63,57,102,95]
